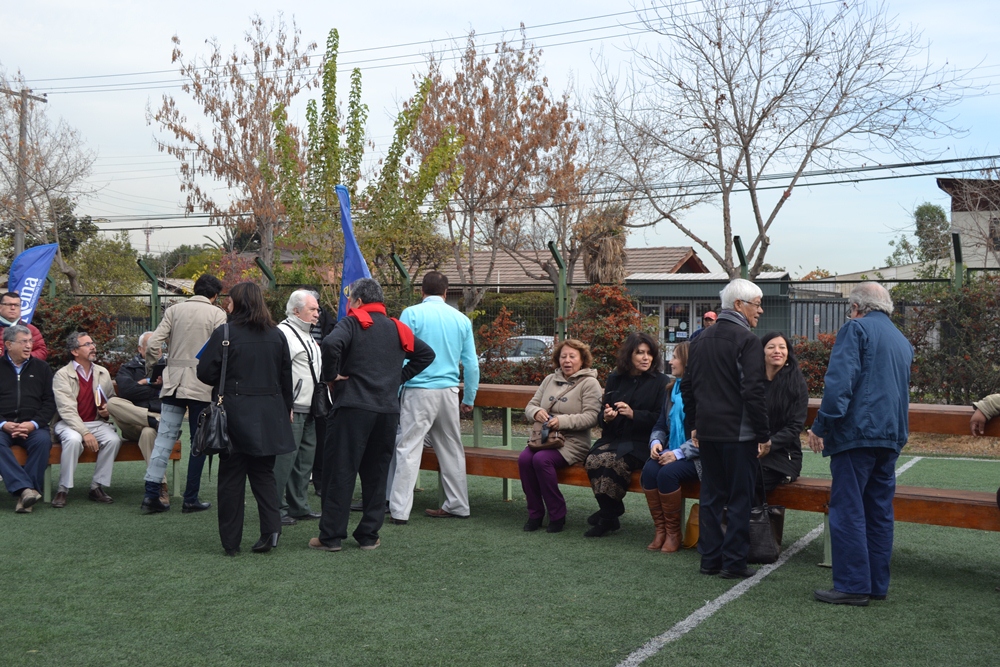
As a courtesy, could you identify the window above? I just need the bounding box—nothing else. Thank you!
[518,339,549,358]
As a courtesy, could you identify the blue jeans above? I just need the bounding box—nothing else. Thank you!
[640,457,698,494]
[143,397,209,503]
[0,428,51,495]
[829,447,899,596]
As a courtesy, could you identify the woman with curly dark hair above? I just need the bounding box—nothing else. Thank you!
[758,332,809,496]
[583,332,669,538]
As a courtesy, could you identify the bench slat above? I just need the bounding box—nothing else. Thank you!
[11,441,182,466]
[422,447,1000,532]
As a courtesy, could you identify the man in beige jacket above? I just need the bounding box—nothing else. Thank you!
[140,274,226,515]
[971,394,1000,436]
[51,332,121,507]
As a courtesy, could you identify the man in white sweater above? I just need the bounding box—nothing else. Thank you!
[275,290,324,525]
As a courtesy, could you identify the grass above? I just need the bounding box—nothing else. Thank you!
[2,434,999,666]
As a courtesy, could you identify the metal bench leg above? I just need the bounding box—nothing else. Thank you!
[818,514,833,568]
[44,464,53,502]
[172,459,180,499]
[502,407,514,502]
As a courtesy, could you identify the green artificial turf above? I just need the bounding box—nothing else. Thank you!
[2,439,998,666]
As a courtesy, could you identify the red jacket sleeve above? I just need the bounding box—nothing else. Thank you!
[29,323,48,361]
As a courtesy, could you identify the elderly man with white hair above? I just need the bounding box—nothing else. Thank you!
[107,331,168,505]
[809,282,912,607]
[681,278,771,579]
[274,289,325,525]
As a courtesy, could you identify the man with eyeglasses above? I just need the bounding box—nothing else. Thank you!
[51,331,122,507]
[0,325,55,513]
[0,291,47,361]
[681,278,771,580]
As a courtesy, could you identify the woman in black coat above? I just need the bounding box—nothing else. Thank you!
[758,332,808,498]
[584,332,669,537]
[197,281,296,556]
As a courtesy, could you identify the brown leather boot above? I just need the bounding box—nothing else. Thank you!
[159,482,170,507]
[660,489,683,553]
[643,488,667,551]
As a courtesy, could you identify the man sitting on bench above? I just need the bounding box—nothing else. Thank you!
[107,331,168,507]
[51,332,122,508]
[0,325,55,513]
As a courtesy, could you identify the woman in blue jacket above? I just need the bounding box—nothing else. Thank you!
[640,342,699,552]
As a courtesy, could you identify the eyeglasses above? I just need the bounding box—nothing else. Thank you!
[0,301,19,308]
[77,342,97,348]
[738,299,763,310]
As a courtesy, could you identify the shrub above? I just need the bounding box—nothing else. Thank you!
[794,333,836,397]
[32,297,119,374]
[567,284,655,378]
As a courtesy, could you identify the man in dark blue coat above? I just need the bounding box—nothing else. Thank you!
[809,282,912,606]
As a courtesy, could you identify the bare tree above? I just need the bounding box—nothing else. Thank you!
[597,0,966,277]
[148,14,317,271]
[0,67,95,292]
[414,30,572,312]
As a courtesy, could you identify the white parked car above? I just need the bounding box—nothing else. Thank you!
[481,335,555,363]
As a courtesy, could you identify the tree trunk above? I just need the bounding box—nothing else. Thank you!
[52,251,82,295]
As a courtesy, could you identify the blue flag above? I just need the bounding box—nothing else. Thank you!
[8,243,58,324]
[336,185,371,321]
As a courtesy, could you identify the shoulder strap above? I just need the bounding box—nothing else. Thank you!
[280,322,319,384]
[218,323,229,402]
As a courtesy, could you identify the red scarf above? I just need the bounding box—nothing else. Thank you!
[348,302,414,352]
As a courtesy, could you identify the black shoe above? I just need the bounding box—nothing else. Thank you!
[350,500,363,512]
[224,548,240,557]
[293,511,322,521]
[813,589,870,606]
[252,533,280,553]
[182,500,212,514]
[546,517,566,534]
[870,594,887,601]
[583,517,620,538]
[586,511,601,526]
[148,415,160,430]
[388,517,408,525]
[720,567,758,579]
[700,567,721,576]
[141,496,170,514]
[523,517,543,532]
[280,515,298,526]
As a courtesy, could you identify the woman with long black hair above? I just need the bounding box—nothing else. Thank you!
[197,281,295,556]
[758,331,809,496]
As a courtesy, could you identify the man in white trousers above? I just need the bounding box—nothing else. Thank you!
[388,271,479,523]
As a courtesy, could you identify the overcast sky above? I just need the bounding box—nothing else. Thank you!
[3,0,998,276]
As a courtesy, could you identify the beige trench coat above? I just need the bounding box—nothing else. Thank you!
[524,368,602,465]
[145,295,227,403]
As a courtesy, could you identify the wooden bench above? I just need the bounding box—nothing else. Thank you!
[11,440,183,502]
[428,385,1000,539]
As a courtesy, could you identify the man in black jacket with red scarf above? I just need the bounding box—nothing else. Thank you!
[310,278,435,552]
[682,279,771,579]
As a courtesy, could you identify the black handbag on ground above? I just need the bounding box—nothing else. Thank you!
[192,323,234,459]
[281,321,331,419]
[747,463,785,564]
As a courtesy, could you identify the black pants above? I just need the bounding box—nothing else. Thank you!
[217,452,280,551]
[699,440,757,572]
[318,407,398,547]
[312,411,327,495]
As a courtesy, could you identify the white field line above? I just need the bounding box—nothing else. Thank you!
[616,455,924,667]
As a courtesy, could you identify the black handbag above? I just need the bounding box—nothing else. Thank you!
[192,323,234,459]
[747,462,785,564]
[281,322,331,419]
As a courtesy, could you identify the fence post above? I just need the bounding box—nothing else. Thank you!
[254,257,276,290]
[734,236,749,280]
[952,232,965,291]
[136,259,159,330]
[45,275,55,299]
[548,241,567,340]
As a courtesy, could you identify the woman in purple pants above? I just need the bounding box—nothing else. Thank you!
[520,339,602,533]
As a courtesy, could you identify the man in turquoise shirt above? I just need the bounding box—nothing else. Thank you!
[388,271,479,522]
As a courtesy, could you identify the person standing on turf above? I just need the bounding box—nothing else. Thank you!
[681,278,771,579]
[809,282,912,607]
[388,271,479,523]
[309,278,434,552]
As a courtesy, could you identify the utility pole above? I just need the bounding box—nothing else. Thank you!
[1,86,48,257]
[141,222,162,253]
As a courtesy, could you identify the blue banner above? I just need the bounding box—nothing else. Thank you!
[7,243,58,325]
[336,185,371,321]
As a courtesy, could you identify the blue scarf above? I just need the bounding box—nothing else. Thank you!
[668,380,686,450]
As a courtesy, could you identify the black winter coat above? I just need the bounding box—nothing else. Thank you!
[196,323,295,458]
[759,365,808,480]
[0,355,55,426]
[681,310,770,444]
[592,370,670,460]
[115,354,162,412]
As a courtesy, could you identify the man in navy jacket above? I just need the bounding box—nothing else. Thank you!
[809,282,912,606]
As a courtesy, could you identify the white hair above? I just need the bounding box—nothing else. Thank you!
[138,331,154,349]
[286,289,318,318]
[849,282,894,316]
[720,279,763,310]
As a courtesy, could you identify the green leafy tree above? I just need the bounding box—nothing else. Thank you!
[886,202,952,269]
[62,231,143,294]
[268,28,462,291]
